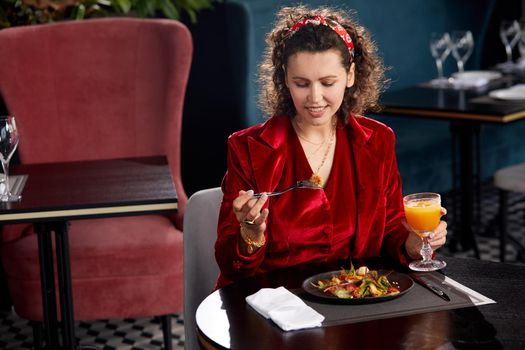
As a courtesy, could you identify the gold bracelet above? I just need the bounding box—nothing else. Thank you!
[239,224,266,254]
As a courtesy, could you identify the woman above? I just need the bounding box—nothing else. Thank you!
[215,5,447,288]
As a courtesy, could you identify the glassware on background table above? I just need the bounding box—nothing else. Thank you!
[518,19,525,66]
[499,20,521,66]
[403,192,446,271]
[450,30,474,73]
[429,32,451,86]
[0,116,21,202]
[519,35,525,63]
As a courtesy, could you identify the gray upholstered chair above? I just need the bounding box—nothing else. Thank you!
[183,187,222,350]
[494,163,525,262]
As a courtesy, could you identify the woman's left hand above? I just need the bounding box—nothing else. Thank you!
[404,207,448,260]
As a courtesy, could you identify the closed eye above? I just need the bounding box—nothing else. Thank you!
[291,78,337,88]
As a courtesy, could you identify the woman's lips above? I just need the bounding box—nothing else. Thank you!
[306,106,327,117]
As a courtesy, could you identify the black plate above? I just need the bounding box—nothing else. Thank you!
[302,270,414,304]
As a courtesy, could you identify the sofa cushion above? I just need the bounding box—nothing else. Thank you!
[1,215,183,320]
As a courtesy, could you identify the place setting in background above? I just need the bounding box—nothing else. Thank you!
[488,84,525,101]
[0,115,26,203]
[425,30,504,90]
[483,19,525,101]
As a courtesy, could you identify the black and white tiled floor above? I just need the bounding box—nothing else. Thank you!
[1,182,524,349]
[440,181,525,262]
[0,313,185,349]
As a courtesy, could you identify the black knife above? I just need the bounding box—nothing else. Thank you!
[411,274,450,302]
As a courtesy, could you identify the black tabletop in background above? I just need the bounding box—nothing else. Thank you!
[1,156,178,223]
[380,77,525,121]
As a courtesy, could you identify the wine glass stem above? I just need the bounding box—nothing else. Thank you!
[506,45,513,63]
[456,60,464,73]
[2,160,10,196]
[420,236,433,263]
[435,59,444,79]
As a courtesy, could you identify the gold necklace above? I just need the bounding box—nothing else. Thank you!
[294,120,325,146]
[292,117,337,187]
[293,119,326,159]
[310,126,335,187]
[296,132,325,146]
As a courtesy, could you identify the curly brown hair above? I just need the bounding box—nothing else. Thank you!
[258,5,389,122]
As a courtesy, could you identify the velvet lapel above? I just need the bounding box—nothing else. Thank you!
[346,116,383,256]
[247,116,290,192]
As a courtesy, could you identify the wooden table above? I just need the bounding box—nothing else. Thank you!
[379,83,525,258]
[0,156,178,350]
[196,256,525,349]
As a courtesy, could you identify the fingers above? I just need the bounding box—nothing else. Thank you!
[429,221,447,250]
[255,208,269,226]
[232,190,254,213]
[244,193,268,223]
[404,230,424,259]
[232,190,268,225]
[440,207,447,217]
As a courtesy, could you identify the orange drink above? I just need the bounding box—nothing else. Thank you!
[403,192,446,271]
[404,199,441,236]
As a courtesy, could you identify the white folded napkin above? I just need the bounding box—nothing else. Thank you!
[245,286,324,331]
[449,71,502,89]
[509,84,525,92]
[450,76,489,88]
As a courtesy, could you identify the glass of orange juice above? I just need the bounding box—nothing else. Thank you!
[404,192,446,271]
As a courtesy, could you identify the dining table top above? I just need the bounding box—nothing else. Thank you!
[0,155,178,224]
[379,78,525,123]
[196,256,525,350]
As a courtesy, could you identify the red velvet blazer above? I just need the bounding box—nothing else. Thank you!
[215,114,411,288]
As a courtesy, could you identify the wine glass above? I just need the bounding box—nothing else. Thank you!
[0,116,21,202]
[518,19,525,65]
[500,20,521,65]
[429,32,451,86]
[450,30,474,73]
[403,192,446,271]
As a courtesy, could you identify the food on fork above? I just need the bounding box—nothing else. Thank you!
[312,264,400,299]
[309,173,323,188]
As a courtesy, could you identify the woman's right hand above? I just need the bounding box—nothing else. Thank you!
[232,190,269,253]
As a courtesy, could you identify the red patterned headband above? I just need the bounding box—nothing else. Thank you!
[286,15,355,58]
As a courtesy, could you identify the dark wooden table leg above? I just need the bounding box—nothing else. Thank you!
[450,122,459,253]
[34,223,59,349]
[455,121,480,259]
[54,221,77,350]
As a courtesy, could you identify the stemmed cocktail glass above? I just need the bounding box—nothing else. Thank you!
[519,20,525,64]
[404,192,446,271]
[429,32,451,86]
[0,116,21,202]
[500,20,521,66]
[450,30,474,73]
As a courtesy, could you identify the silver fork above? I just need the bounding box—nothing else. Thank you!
[252,179,322,198]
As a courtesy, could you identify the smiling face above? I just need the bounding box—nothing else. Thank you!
[285,49,355,127]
